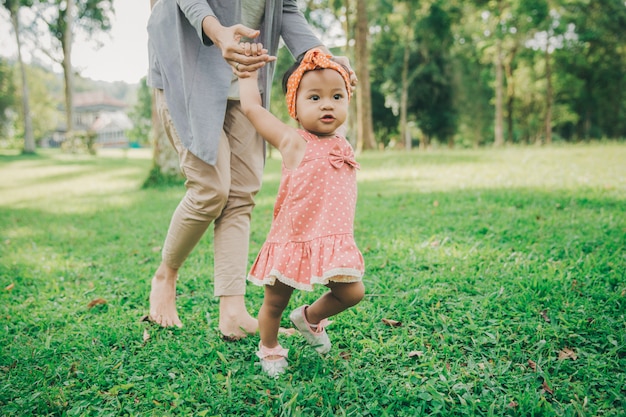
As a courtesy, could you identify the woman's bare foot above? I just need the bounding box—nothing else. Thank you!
[219,295,258,340]
[149,263,183,328]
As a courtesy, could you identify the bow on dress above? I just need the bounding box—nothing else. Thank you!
[329,146,360,169]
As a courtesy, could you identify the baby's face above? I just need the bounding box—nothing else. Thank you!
[295,69,349,137]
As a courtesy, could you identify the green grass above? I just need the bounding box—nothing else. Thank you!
[1,144,625,416]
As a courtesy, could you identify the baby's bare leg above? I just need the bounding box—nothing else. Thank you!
[258,281,294,351]
[305,281,365,325]
[149,262,183,328]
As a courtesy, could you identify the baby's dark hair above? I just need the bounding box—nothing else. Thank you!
[281,54,351,95]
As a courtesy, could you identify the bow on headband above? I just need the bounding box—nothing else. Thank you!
[286,48,352,120]
[329,146,360,170]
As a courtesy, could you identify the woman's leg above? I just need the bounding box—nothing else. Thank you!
[149,89,230,328]
[214,100,265,338]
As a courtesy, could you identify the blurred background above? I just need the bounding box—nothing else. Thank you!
[0,0,624,161]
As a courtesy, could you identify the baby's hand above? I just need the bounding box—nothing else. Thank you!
[235,42,275,78]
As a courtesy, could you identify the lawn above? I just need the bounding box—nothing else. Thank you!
[1,144,625,416]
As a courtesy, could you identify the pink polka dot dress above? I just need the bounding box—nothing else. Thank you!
[248,129,364,291]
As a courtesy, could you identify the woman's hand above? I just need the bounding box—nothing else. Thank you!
[202,16,275,78]
[332,55,358,90]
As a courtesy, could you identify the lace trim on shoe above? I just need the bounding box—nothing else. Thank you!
[256,344,289,360]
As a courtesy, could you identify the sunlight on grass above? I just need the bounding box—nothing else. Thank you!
[0,151,151,212]
[358,146,626,193]
[1,145,625,417]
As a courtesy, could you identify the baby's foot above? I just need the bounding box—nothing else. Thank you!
[256,343,289,378]
[149,272,182,328]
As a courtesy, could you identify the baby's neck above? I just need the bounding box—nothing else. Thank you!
[304,129,337,138]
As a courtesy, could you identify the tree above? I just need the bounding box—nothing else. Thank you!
[556,0,626,140]
[371,0,458,149]
[143,0,181,187]
[32,0,113,140]
[14,64,58,144]
[354,0,376,151]
[127,77,152,146]
[0,58,16,140]
[2,0,35,153]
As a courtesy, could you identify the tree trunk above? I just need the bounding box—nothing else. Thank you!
[151,91,180,176]
[10,5,35,154]
[148,0,180,183]
[493,37,504,147]
[504,47,516,145]
[400,40,410,150]
[420,134,429,151]
[62,0,75,138]
[342,0,357,148]
[544,45,553,145]
[355,0,376,151]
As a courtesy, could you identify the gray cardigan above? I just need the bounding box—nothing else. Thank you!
[147,0,322,165]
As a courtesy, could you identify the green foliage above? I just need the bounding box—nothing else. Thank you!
[43,0,114,43]
[1,145,625,416]
[3,0,626,154]
[12,64,59,143]
[365,0,626,146]
[127,77,152,146]
[142,164,185,189]
[0,58,16,141]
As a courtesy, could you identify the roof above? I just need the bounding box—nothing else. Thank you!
[73,91,127,109]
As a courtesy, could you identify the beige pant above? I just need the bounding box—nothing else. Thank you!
[154,89,264,296]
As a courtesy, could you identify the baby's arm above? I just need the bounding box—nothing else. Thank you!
[239,74,295,151]
[239,74,282,148]
[239,49,304,168]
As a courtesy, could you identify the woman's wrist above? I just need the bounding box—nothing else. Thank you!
[202,15,224,46]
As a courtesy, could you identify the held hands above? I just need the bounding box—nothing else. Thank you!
[202,16,275,78]
[236,42,270,78]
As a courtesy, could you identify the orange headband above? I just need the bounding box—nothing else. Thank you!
[285,48,352,120]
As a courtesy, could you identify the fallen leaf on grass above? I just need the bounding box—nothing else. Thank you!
[528,359,537,371]
[540,309,551,323]
[151,246,162,252]
[87,298,107,309]
[382,318,402,327]
[340,351,352,360]
[143,329,150,343]
[507,401,518,408]
[558,347,577,360]
[541,380,554,395]
[4,283,14,291]
[408,351,424,358]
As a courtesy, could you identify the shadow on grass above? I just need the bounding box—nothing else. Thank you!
[1,149,625,416]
